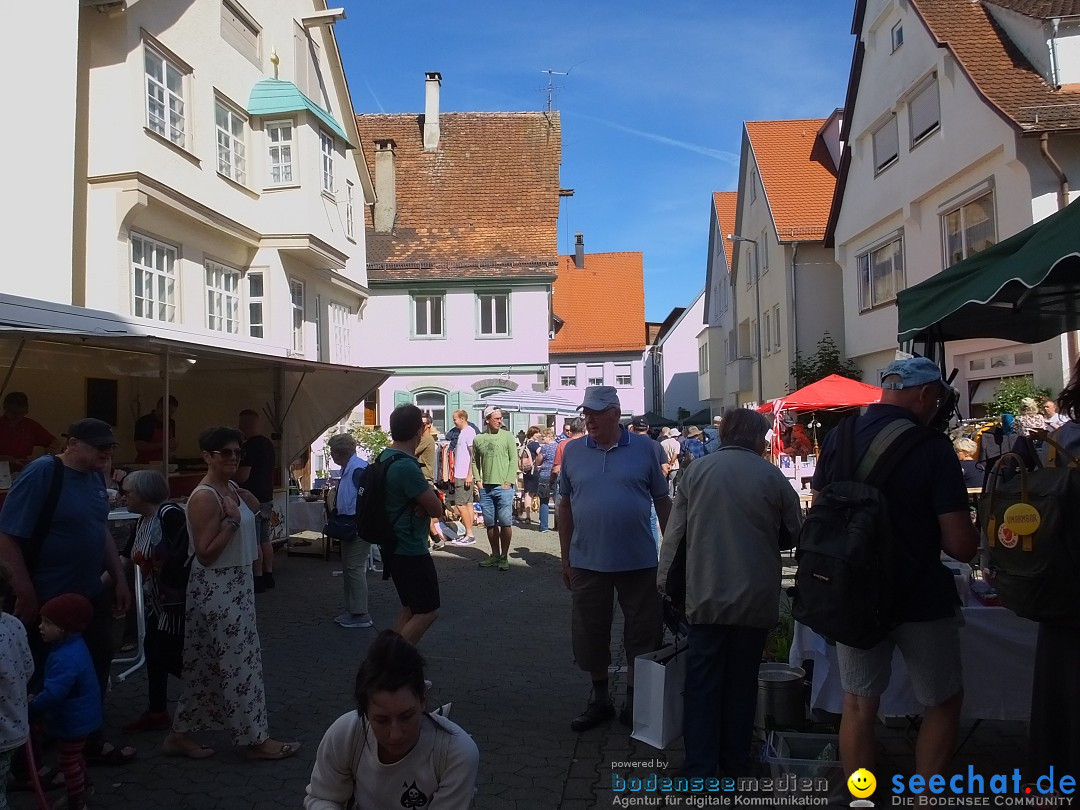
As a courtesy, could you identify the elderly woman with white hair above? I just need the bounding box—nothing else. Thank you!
[952,437,982,489]
[1016,397,1047,436]
[326,433,374,629]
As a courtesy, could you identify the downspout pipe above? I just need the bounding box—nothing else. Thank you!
[790,242,800,383]
[1039,132,1070,216]
[1038,131,1077,365]
[1049,18,1062,89]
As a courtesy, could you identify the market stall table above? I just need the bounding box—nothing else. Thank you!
[789,596,1037,721]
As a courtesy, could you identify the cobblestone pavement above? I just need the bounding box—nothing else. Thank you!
[11,524,1029,809]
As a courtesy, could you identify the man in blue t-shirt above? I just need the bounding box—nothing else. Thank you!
[0,417,133,764]
[557,387,671,732]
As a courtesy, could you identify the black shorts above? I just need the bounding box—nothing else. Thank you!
[389,553,441,615]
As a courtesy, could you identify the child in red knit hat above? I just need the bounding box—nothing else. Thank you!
[29,593,102,810]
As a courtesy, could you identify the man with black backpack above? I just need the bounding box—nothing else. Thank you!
[374,405,444,645]
[806,358,977,786]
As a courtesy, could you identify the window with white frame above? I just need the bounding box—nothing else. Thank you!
[773,304,781,351]
[144,46,186,147]
[891,21,904,51]
[745,247,755,288]
[215,100,247,184]
[872,117,899,173]
[698,343,710,373]
[131,234,177,322]
[205,261,240,333]
[559,365,577,387]
[586,365,604,386]
[329,302,352,364]
[266,120,294,185]
[412,294,444,338]
[320,130,335,192]
[289,279,305,353]
[615,363,632,386]
[751,319,759,358]
[477,292,510,337]
[943,191,996,266]
[763,309,772,356]
[750,169,757,202]
[414,391,447,434]
[346,180,355,239]
[909,76,940,146]
[314,294,322,360]
[760,229,769,274]
[728,328,738,362]
[858,235,905,311]
[247,271,264,338]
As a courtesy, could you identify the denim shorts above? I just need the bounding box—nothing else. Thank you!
[836,609,965,707]
[479,484,515,527]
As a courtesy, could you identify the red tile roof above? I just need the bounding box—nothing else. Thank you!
[712,191,738,266]
[744,120,837,242]
[551,252,646,354]
[984,0,1080,16]
[913,0,1080,130]
[355,111,562,281]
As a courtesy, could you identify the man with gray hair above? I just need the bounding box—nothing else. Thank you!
[558,386,671,732]
[326,433,373,628]
[659,408,803,777]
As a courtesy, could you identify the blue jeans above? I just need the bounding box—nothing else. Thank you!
[650,504,659,549]
[683,624,769,778]
[479,484,515,528]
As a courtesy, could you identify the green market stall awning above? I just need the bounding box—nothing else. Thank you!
[897,197,1080,345]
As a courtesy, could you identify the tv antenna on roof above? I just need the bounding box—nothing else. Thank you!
[541,62,583,112]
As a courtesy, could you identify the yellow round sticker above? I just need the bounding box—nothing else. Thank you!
[1003,503,1041,535]
[848,768,877,799]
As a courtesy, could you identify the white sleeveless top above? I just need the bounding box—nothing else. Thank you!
[187,483,259,569]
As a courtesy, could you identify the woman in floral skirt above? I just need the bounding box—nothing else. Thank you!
[163,426,300,760]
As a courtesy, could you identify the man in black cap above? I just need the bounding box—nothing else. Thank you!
[0,417,135,766]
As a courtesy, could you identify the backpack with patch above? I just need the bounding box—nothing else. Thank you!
[355,452,413,580]
[792,417,934,649]
[978,440,1080,626]
[518,444,534,473]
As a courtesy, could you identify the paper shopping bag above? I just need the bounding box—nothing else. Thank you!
[630,638,688,749]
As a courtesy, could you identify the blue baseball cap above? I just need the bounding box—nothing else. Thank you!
[579,385,621,411]
[880,357,943,390]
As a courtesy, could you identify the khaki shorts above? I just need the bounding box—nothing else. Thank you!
[451,484,474,507]
[835,609,964,707]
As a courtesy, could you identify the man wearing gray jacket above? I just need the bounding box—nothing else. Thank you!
[658,408,803,778]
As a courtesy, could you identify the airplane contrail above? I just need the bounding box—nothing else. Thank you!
[569,111,738,164]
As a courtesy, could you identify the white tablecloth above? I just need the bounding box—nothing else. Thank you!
[287,499,326,534]
[789,599,1037,721]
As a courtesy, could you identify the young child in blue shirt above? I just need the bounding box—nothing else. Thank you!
[0,563,34,810]
[29,593,101,810]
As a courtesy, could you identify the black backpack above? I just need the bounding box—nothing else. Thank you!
[153,501,192,607]
[792,417,933,649]
[355,453,413,580]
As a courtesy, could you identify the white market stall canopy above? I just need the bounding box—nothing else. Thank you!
[0,293,390,458]
[476,390,580,416]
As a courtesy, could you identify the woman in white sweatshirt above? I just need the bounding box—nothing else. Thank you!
[304,630,479,809]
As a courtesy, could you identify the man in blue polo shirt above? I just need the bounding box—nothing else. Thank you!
[557,386,671,732]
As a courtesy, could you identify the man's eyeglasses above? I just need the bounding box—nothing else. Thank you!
[210,449,243,459]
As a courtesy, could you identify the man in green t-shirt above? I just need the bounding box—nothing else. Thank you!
[471,406,519,571]
[378,404,444,645]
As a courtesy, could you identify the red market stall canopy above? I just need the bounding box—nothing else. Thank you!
[761,374,882,413]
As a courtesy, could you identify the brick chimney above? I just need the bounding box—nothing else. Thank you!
[423,71,441,152]
[374,139,396,233]
[574,232,585,268]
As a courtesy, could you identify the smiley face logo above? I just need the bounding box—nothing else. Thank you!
[848,768,877,799]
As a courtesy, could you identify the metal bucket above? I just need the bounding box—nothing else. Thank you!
[755,663,806,729]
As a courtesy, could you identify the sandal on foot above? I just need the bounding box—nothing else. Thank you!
[85,742,136,766]
[246,740,302,761]
[162,737,214,759]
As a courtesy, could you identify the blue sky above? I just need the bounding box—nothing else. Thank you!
[336,1,856,321]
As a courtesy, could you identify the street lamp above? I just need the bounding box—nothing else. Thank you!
[726,234,764,405]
